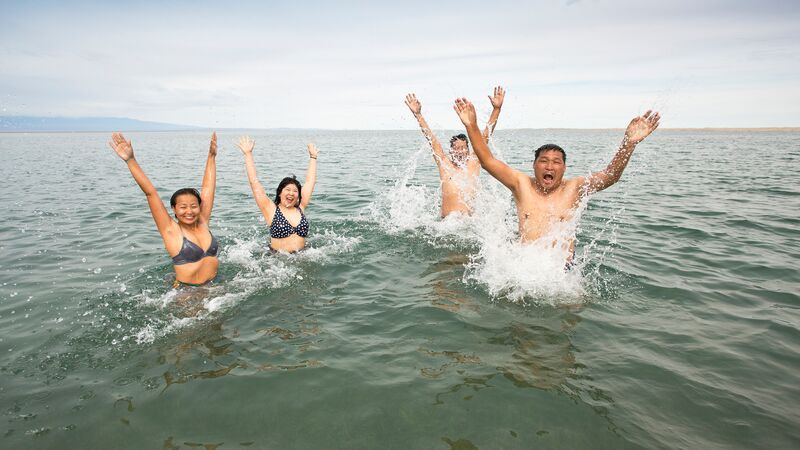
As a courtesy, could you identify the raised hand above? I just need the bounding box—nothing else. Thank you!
[405,93,422,115]
[624,110,661,145]
[307,143,319,159]
[453,98,477,127]
[237,136,255,155]
[488,86,505,109]
[108,132,134,161]
[208,131,218,157]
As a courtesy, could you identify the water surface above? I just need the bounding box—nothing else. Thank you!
[1,129,798,449]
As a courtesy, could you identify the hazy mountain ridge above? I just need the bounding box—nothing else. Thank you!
[0,116,200,132]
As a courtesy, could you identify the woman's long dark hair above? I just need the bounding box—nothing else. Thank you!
[170,188,202,207]
[275,176,302,207]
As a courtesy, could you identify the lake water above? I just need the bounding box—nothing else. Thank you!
[0,129,798,449]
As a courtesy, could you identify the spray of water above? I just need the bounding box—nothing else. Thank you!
[124,227,358,343]
[368,135,625,305]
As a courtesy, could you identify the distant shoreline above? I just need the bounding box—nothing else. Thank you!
[1,127,798,134]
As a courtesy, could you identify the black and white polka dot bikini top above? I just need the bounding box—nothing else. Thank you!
[270,206,309,238]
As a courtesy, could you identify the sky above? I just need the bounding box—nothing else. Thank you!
[1,0,799,129]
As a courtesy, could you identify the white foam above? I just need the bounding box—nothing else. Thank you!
[367,136,623,305]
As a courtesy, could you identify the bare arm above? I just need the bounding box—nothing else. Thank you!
[482,86,505,141]
[237,136,276,222]
[405,93,449,169]
[199,132,217,222]
[108,132,174,237]
[453,98,522,191]
[300,143,318,210]
[583,110,661,195]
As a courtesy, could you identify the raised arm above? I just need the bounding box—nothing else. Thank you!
[199,132,217,222]
[405,93,449,168]
[482,86,506,141]
[108,132,174,237]
[237,136,276,222]
[582,110,661,195]
[453,98,522,191]
[300,143,318,210]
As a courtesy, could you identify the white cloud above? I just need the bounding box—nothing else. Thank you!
[0,0,798,128]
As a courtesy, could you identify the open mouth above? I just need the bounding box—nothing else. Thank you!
[543,173,554,182]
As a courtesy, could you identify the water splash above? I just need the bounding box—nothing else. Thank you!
[368,135,624,305]
[123,227,358,343]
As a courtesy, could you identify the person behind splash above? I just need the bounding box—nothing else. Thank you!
[453,97,661,265]
[404,86,506,217]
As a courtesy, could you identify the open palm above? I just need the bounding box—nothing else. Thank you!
[405,93,422,115]
[488,86,505,108]
[237,136,255,155]
[625,110,661,144]
[108,132,134,161]
[453,98,477,126]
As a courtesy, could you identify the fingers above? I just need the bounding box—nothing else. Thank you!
[111,132,131,148]
[236,135,254,151]
[405,93,420,112]
[651,112,661,130]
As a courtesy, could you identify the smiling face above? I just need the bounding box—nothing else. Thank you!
[533,150,566,191]
[279,183,300,207]
[172,193,202,225]
[449,138,469,163]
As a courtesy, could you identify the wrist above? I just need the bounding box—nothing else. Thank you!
[309,155,317,160]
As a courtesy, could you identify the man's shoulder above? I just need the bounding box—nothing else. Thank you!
[563,176,586,190]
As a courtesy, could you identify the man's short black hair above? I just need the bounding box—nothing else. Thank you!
[450,134,469,146]
[534,144,566,162]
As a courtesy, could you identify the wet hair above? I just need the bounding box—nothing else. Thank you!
[275,176,303,206]
[170,188,202,207]
[449,134,469,146]
[534,144,567,162]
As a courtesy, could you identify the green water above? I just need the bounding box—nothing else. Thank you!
[1,130,798,449]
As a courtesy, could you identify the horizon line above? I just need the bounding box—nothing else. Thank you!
[2,127,799,134]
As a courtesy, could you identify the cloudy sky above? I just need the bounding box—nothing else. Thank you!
[1,0,798,129]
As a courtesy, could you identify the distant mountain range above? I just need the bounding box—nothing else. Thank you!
[0,116,201,132]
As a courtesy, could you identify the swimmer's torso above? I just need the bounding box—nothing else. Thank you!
[514,177,582,243]
[165,223,219,284]
[268,206,308,252]
[439,158,480,217]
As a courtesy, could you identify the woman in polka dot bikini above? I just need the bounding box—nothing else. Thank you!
[237,136,318,253]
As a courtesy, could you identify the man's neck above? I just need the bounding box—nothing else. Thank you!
[530,177,562,195]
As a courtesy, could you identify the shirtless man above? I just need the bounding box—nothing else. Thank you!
[453,97,660,259]
[405,87,506,217]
